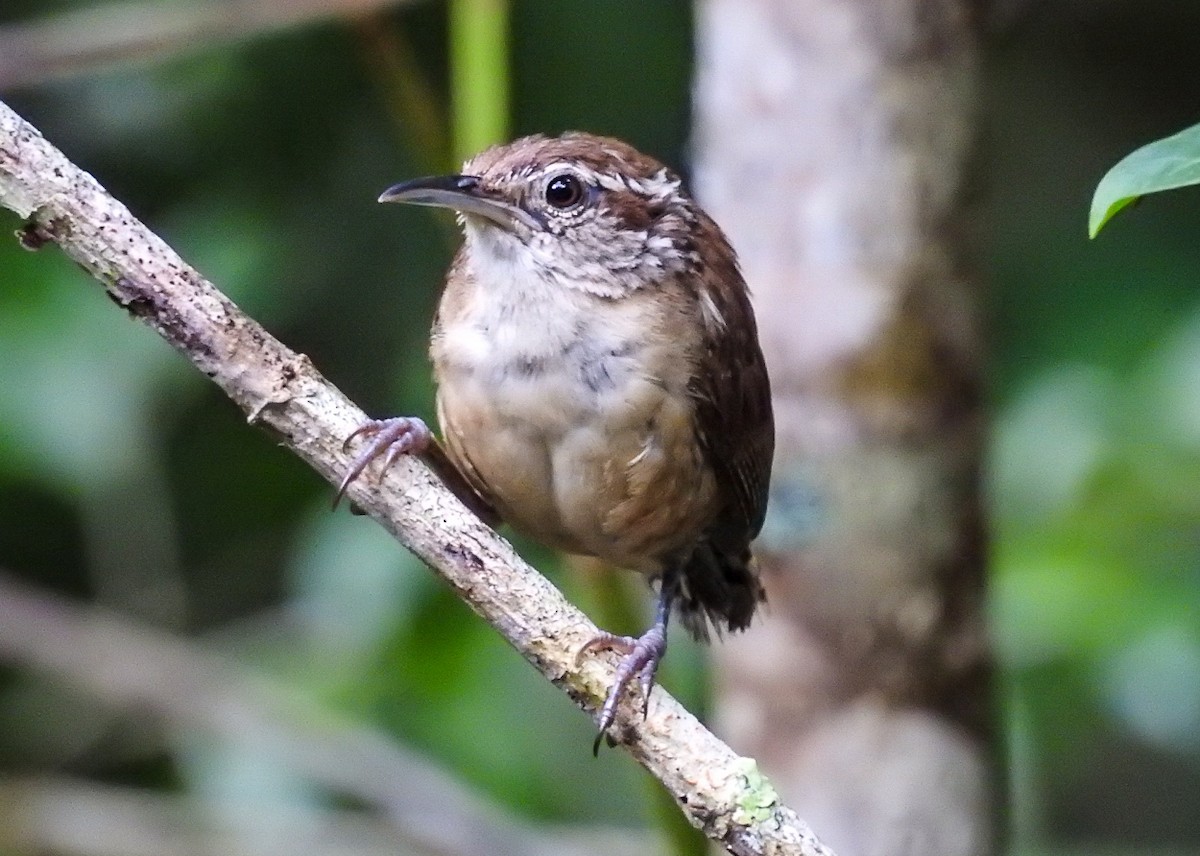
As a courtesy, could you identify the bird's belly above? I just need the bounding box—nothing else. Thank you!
[436,359,716,573]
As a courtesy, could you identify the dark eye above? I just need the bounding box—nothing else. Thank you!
[544,173,585,209]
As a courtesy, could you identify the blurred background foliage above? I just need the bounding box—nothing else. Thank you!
[0,0,1198,853]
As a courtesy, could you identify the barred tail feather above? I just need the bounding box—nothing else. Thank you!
[673,541,766,642]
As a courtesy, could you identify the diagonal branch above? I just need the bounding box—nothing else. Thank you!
[0,97,832,856]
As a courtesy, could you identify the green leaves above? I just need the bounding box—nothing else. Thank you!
[1090,121,1200,237]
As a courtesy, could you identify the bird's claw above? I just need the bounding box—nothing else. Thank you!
[333,416,432,509]
[577,625,667,755]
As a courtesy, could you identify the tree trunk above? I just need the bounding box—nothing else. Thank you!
[692,2,995,855]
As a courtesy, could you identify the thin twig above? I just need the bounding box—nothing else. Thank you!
[0,98,833,856]
[0,0,417,89]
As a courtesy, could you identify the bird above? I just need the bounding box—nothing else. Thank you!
[336,132,774,750]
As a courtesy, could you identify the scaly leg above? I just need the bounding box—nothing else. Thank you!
[333,417,499,525]
[576,579,673,754]
[334,416,434,508]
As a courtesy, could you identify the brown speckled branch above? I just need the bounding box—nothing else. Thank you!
[0,99,833,856]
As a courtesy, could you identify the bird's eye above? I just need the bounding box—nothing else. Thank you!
[544,173,585,209]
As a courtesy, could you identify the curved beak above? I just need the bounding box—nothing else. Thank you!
[378,175,540,231]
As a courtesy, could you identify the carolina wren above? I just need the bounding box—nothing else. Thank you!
[337,132,774,748]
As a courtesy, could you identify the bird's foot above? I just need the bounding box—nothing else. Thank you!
[334,416,432,509]
[576,622,668,754]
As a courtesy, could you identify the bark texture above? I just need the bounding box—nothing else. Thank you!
[692,2,994,855]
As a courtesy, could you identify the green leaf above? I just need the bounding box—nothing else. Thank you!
[1090,121,1200,238]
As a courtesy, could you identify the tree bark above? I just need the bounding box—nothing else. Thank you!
[692,2,994,855]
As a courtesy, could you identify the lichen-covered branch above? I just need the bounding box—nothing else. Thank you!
[0,98,833,856]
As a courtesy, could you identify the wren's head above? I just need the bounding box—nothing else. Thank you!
[378,133,702,298]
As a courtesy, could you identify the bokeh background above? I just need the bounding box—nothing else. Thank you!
[0,0,1198,853]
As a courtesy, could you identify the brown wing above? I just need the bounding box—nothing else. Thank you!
[675,213,774,637]
[688,213,774,552]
